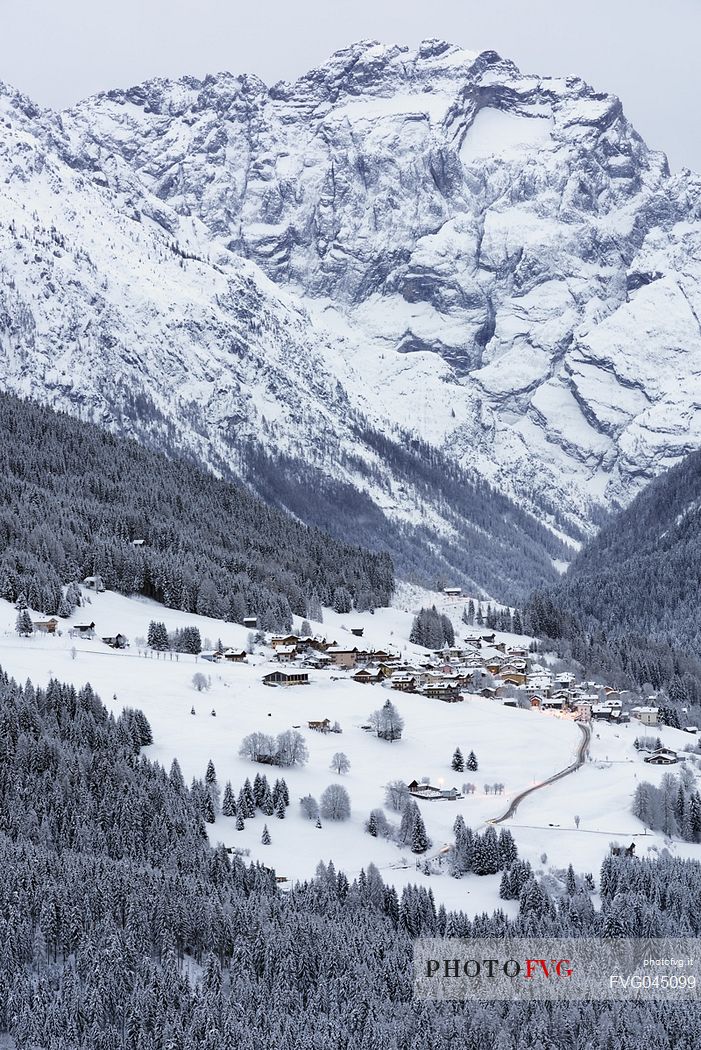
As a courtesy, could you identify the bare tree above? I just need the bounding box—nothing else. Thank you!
[276,729,309,768]
[239,731,276,763]
[192,672,209,692]
[320,783,351,821]
[384,779,409,812]
[330,752,350,775]
[300,795,319,821]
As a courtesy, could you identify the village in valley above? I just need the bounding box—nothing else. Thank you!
[3,579,699,914]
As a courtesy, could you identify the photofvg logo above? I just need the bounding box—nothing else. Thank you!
[414,938,701,1001]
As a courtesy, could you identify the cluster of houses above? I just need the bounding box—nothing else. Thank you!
[260,629,701,765]
[202,647,248,663]
[258,631,681,731]
[31,617,128,649]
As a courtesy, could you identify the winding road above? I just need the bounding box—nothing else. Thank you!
[488,721,591,824]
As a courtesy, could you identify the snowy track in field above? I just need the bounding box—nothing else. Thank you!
[488,722,591,824]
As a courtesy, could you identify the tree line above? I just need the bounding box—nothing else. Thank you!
[2,665,701,1045]
[0,392,394,632]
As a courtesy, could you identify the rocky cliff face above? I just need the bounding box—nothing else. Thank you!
[2,41,701,557]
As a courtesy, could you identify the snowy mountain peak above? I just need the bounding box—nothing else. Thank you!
[1,43,701,570]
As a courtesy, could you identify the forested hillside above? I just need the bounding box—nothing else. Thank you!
[1,665,700,1047]
[525,449,701,702]
[555,447,701,650]
[0,393,393,628]
[241,425,573,605]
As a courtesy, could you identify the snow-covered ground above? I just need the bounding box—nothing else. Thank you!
[2,589,700,912]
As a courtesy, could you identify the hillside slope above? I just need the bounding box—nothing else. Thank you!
[555,449,701,654]
[0,392,393,625]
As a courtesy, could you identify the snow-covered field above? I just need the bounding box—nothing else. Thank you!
[2,589,700,912]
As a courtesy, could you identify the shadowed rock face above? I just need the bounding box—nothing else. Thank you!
[2,41,701,545]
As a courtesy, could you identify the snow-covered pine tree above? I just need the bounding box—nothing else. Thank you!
[15,610,33,636]
[411,811,430,854]
[222,782,236,817]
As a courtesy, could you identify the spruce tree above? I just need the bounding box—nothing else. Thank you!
[261,784,275,817]
[15,610,33,636]
[411,811,430,854]
[222,782,236,817]
[466,750,478,772]
[261,824,271,845]
[451,748,464,772]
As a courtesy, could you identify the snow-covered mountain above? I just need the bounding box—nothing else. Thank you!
[0,68,566,602]
[1,41,701,567]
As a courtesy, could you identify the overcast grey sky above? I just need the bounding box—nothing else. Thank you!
[1,0,699,170]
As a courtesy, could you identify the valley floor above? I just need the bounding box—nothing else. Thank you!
[1,589,699,912]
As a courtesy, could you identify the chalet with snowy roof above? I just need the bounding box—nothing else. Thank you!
[274,645,298,663]
[222,648,247,662]
[555,672,576,686]
[307,718,331,732]
[501,659,528,673]
[326,646,359,668]
[433,646,464,661]
[310,637,337,651]
[632,706,659,727]
[391,673,417,692]
[526,680,553,698]
[69,621,95,639]
[371,649,398,664]
[305,651,332,669]
[591,702,621,722]
[352,667,383,685]
[82,575,105,591]
[271,635,299,649]
[33,617,59,635]
[423,681,463,702]
[644,747,678,765]
[443,586,462,597]
[263,670,309,687]
[102,633,128,649]
[350,627,364,637]
[499,672,527,687]
[408,780,462,800]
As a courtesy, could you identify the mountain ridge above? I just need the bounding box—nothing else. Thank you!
[1,41,700,592]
